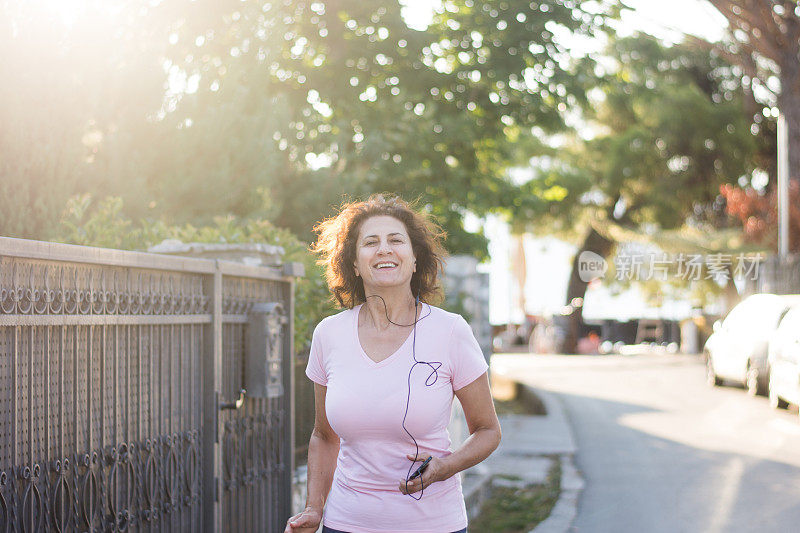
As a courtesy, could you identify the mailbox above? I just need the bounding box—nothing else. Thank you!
[245,302,287,398]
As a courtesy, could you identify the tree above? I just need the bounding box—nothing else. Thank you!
[528,34,758,351]
[2,0,623,262]
[699,0,800,184]
[157,0,621,255]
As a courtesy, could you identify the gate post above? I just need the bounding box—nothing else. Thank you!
[202,264,223,532]
[285,270,298,522]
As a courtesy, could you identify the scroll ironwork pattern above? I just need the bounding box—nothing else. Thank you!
[0,241,294,532]
[0,432,201,532]
[0,259,208,316]
[222,277,284,315]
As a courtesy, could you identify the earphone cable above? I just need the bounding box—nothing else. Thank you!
[364,294,440,500]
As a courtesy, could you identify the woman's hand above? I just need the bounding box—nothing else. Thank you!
[284,507,322,533]
[398,454,452,495]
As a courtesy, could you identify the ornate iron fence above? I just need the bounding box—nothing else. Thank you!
[0,237,299,532]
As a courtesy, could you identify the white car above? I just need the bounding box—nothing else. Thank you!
[705,293,800,396]
[768,306,800,412]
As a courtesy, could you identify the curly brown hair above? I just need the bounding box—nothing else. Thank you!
[311,194,447,308]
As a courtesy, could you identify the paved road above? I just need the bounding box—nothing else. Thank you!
[491,353,800,533]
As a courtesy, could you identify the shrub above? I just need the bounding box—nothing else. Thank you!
[57,194,335,350]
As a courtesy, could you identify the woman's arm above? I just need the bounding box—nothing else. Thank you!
[285,383,340,532]
[399,372,501,494]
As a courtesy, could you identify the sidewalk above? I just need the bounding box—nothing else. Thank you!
[462,385,583,533]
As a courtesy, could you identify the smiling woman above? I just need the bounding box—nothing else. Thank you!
[353,215,418,295]
[285,194,501,533]
[311,195,447,308]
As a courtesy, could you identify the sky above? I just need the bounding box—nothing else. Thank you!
[399,0,731,325]
[614,0,727,42]
[402,0,728,42]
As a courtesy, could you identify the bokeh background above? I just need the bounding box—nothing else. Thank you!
[3,0,799,351]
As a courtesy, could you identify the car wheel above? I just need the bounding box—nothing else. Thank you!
[706,357,722,387]
[768,373,789,409]
[746,363,768,397]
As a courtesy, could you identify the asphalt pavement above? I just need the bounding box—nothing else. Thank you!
[491,352,800,533]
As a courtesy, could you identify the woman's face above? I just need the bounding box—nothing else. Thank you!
[353,215,416,294]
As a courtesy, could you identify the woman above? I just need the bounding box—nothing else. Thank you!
[285,194,501,533]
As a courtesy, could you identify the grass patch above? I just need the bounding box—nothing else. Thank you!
[495,474,523,482]
[468,459,561,533]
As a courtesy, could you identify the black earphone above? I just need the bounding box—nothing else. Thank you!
[365,292,441,500]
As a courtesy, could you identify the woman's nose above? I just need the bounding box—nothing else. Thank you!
[377,240,392,254]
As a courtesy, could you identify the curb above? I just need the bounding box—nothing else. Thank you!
[524,386,584,533]
[531,454,583,533]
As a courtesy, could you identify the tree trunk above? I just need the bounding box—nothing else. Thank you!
[563,226,615,353]
[724,265,742,312]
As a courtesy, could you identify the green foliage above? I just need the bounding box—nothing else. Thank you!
[595,36,755,228]
[4,3,771,326]
[442,290,473,324]
[59,195,136,249]
[528,33,757,239]
[512,33,763,320]
[56,194,334,351]
[2,0,624,261]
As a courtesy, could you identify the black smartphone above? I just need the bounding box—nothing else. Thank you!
[409,457,432,480]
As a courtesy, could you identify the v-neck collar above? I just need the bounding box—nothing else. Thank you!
[353,303,416,367]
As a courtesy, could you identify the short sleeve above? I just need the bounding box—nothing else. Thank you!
[305,324,328,386]
[449,315,489,390]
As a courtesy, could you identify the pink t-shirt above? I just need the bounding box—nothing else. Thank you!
[305,303,488,533]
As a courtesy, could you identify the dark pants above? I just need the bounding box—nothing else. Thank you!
[322,527,467,533]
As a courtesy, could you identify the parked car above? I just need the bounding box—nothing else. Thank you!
[704,294,800,396]
[767,306,800,412]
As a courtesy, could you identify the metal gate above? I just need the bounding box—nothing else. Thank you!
[0,237,298,532]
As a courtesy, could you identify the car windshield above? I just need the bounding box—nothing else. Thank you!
[724,298,785,332]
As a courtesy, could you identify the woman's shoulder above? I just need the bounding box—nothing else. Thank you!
[313,305,359,336]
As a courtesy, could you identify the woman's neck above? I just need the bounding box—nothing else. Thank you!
[362,289,417,330]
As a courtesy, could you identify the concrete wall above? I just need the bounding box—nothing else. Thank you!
[443,255,492,359]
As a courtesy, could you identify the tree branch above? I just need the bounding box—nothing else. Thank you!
[709,0,772,39]
[706,0,784,62]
